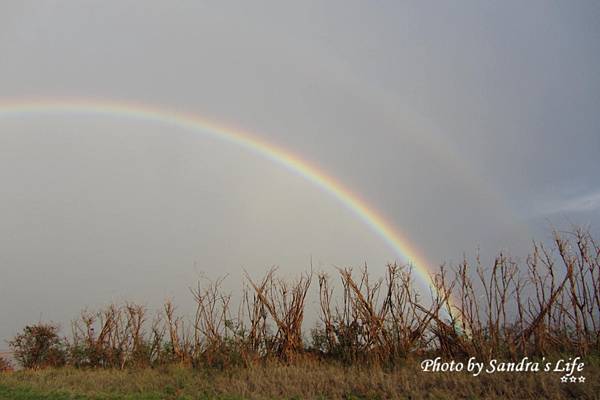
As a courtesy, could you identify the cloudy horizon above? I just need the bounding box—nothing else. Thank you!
[1,1,599,345]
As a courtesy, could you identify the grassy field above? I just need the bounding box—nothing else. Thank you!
[1,358,599,400]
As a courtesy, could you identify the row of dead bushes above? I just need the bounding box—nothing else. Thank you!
[6,227,599,369]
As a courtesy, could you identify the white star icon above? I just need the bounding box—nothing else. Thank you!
[560,375,568,383]
[579,376,585,383]
[570,376,577,383]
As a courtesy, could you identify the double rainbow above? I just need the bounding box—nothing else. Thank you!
[0,98,438,290]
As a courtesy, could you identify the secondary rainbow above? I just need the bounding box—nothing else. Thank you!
[0,98,438,290]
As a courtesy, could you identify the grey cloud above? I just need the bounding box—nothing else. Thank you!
[1,0,599,344]
[541,190,600,215]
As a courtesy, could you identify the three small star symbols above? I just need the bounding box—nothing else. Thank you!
[561,375,585,383]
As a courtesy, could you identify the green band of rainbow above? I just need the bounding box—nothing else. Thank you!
[0,98,438,290]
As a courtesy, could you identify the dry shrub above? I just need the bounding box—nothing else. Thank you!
[245,267,312,361]
[69,303,166,368]
[9,323,66,369]
[9,227,600,370]
[430,227,600,360]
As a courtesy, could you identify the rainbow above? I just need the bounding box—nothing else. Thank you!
[0,98,439,290]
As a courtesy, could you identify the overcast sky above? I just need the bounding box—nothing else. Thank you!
[1,1,599,344]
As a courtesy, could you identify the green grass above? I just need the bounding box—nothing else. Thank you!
[0,383,244,400]
[0,385,241,400]
[0,385,165,400]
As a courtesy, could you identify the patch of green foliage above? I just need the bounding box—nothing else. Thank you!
[0,384,245,400]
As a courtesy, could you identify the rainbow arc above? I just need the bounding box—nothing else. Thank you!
[0,98,439,291]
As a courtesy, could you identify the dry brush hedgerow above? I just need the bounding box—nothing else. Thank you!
[4,227,600,373]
